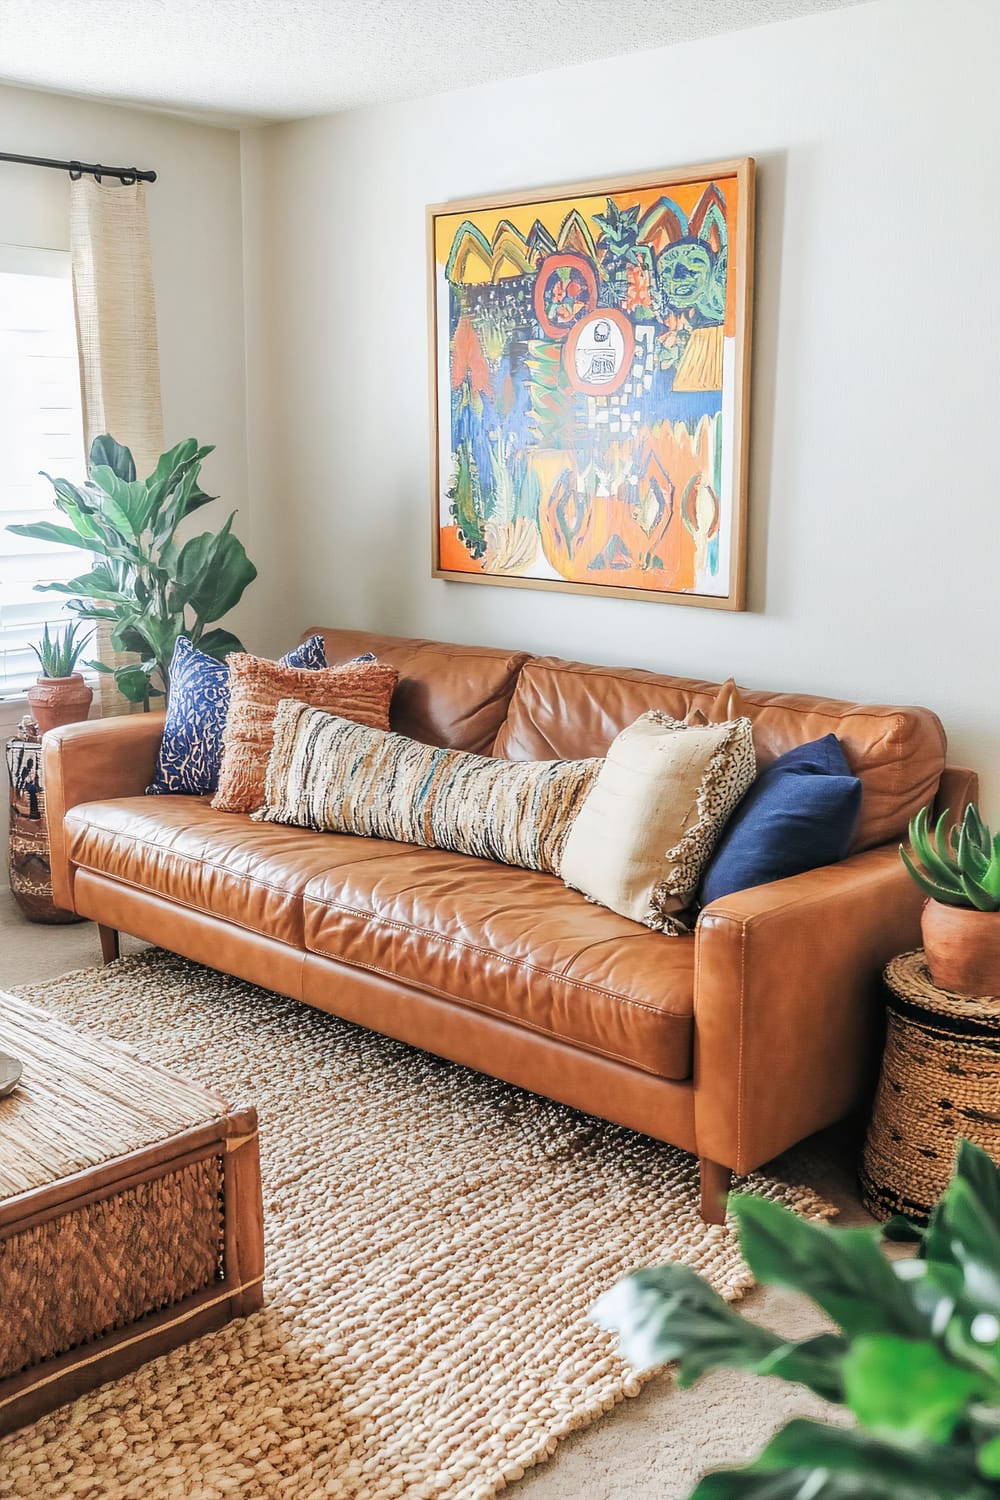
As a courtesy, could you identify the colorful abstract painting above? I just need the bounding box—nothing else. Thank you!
[429,160,754,608]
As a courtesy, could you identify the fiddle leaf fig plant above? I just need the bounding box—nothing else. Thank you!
[592,1140,1000,1498]
[6,435,257,705]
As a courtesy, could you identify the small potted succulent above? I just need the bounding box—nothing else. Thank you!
[901,803,1000,996]
[26,621,93,735]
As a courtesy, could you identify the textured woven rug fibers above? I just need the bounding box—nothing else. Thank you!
[2,950,834,1500]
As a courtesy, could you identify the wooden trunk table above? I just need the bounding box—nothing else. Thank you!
[0,991,264,1436]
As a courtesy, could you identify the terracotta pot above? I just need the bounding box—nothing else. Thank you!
[25,674,93,736]
[921,898,1000,997]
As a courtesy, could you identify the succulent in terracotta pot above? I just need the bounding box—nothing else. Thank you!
[25,621,94,736]
[901,803,1000,997]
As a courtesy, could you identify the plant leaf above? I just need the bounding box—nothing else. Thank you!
[167,515,257,623]
[591,1264,847,1402]
[195,628,245,662]
[942,1178,1000,1317]
[900,846,966,905]
[842,1335,984,1443]
[959,870,998,912]
[89,434,136,482]
[910,806,963,888]
[731,1196,929,1340]
[693,1418,998,1498]
[5,520,103,553]
[113,663,155,704]
[978,1432,1000,1478]
[693,1470,860,1497]
[147,444,217,544]
[882,1215,927,1245]
[31,563,134,604]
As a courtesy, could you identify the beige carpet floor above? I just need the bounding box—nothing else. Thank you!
[0,897,868,1499]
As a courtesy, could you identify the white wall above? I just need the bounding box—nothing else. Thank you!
[0,84,253,870]
[243,0,1000,809]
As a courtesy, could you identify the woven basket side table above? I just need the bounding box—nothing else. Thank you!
[860,949,1000,1224]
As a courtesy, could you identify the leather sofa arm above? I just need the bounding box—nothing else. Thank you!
[934,764,979,824]
[693,844,923,1175]
[43,714,166,913]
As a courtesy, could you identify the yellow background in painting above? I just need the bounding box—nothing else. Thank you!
[433,173,739,332]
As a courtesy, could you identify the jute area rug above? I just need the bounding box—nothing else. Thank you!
[2,950,833,1500]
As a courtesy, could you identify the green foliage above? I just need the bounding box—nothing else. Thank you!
[488,438,540,529]
[29,619,92,678]
[592,1141,1000,1497]
[525,340,576,448]
[447,438,488,560]
[901,805,1000,912]
[594,197,642,264]
[7,435,256,706]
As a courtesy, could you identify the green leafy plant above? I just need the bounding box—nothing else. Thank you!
[902,805,1000,912]
[593,1141,1000,1497]
[6,435,256,705]
[28,620,92,678]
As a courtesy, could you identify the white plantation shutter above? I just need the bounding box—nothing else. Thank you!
[0,244,90,699]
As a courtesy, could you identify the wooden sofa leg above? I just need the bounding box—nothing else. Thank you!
[98,925,120,966]
[699,1158,733,1224]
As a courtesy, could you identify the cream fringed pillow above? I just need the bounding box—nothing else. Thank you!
[212,655,398,814]
[255,700,600,874]
[560,712,756,932]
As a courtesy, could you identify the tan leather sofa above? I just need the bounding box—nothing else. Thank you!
[43,627,976,1221]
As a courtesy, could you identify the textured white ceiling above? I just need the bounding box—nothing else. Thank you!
[0,0,869,124]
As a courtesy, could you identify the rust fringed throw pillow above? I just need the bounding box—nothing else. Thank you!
[212,655,398,814]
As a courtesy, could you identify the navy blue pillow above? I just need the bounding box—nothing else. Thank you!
[698,734,862,906]
[148,634,327,795]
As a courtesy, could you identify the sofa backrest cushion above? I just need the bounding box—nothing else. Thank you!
[493,657,947,853]
[305,627,529,755]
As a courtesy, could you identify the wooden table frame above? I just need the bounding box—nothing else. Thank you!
[0,1106,264,1435]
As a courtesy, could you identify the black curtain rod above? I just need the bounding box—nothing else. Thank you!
[0,150,156,184]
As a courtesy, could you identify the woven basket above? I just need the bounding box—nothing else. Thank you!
[860,949,1000,1223]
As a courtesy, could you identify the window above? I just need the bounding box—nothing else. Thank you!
[0,244,88,699]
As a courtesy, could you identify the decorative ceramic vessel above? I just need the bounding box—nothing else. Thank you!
[921,898,1000,998]
[25,674,93,736]
[6,729,85,924]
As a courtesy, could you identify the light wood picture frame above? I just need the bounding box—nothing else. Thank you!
[428,158,755,610]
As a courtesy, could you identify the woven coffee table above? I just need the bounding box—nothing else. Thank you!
[0,991,264,1435]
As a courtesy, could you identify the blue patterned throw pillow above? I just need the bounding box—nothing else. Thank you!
[148,634,327,795]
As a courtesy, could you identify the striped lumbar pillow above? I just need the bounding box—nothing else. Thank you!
[254,699,600,876]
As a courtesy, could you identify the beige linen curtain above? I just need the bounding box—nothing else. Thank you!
[69,177,164,716]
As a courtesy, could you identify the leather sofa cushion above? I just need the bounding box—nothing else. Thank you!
[303,850,695,1080]
[65,797,418,949]
[306,627,528,754]
[65,797,694,1079]
[494,657,946,854]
